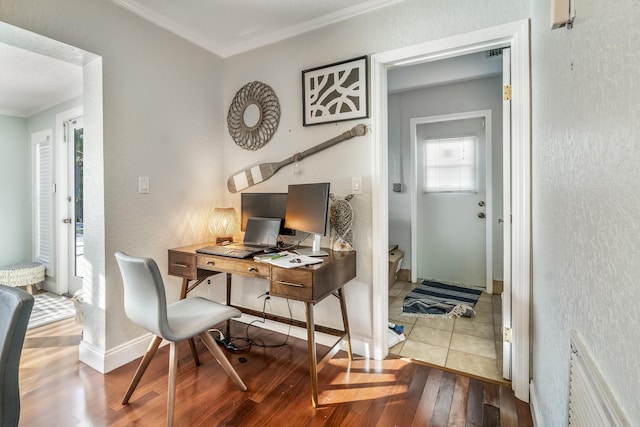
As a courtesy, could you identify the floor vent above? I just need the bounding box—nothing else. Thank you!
[568,331,629,426]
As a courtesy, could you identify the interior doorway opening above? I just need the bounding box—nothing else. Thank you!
[371,20,531,401]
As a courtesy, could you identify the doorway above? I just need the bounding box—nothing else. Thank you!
[390,105,502,381]
[371,20,531,401]
[64,116,84,296]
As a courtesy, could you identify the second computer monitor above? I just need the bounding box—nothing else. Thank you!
[284,182,330,256]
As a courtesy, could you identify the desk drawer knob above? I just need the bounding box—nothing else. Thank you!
[275,280,304,288]
[173,263,189,268]
[207,261,215,266]
[248,267,258,272]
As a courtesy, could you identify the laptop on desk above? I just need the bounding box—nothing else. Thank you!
[196,217,281,259]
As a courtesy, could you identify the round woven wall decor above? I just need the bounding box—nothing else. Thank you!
[227,81,280,150]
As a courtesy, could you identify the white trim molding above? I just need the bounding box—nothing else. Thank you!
[370,19,531,402]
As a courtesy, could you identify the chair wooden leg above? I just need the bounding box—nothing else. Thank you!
[166,341,178,427]
[122,335,163,405]
[199,332,247,391]
[187,337,200,366]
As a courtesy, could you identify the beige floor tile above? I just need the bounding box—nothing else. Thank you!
[387,280,506,384]
[474,300,492,313]
[415,316,455,332]
[478,292,492,303]
[456,309,493,326]
[453,319,494,339]
[449,333,496,359]
[399,340,448,366]
[389,337,406,354]
[445,349,501,382]
[407,325,452,347]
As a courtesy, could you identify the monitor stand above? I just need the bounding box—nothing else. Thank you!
[295,233,328,257]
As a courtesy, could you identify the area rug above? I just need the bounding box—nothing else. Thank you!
[28,292,76,329]
[402,280,483,318]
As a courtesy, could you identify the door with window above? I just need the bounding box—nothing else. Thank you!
[417,117,486,286]
[65,117,84,295]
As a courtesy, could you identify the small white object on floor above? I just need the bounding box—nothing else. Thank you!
[387,328,405,348]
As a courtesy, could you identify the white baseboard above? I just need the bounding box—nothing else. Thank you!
[529,380,544,427]
[79,314,371,374]
[79,332,158,374]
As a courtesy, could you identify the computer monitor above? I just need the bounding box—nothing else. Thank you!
[241,193,295,236]
[284,182,330,256]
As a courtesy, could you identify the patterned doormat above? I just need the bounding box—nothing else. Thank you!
[28,292,76,329]
[402,280,483,318]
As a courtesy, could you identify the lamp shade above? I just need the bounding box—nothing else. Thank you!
[209,207,239,243]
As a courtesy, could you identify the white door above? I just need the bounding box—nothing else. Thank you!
[501,47,513,380]
[64,117,84,295]
[417,117,487,287]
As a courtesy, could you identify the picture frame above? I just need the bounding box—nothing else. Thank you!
[302,55,368,126]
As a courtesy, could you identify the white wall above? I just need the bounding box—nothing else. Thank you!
[221,1,527,352]
[1,0,531,371]
[0,0,227,361]
[0,115,30,265]
[388,76,504,279]
[530,0,640,424]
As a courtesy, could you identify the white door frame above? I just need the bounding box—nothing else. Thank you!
[410,110,493,292]
[55,106,83,296]
[370,20,531,401]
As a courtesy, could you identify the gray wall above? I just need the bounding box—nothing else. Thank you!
[387,76,504,279]
[0,115,30,265]
[530,0,640,424]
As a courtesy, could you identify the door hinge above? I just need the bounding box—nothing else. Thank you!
[503,85,512,101]
[503,327,512,343]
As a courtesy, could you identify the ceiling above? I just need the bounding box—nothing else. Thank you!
[0,42,82,117]
[110,0,404,58]
[1,0,501,119]
[1,0,402,118]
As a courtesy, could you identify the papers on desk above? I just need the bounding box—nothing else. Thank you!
[253,251,323,268]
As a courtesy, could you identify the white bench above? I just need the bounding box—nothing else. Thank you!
[0,261,45,294]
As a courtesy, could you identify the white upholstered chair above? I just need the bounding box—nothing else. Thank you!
[114,252,247,427]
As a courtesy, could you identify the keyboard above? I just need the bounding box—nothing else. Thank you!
[196,245,256,259]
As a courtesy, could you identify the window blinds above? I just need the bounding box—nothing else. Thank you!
[35,137,53,270]
[424,136,477,193]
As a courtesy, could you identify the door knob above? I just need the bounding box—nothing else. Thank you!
[478,212,486,219]
[498,218,504,223]
[63,218,72,224]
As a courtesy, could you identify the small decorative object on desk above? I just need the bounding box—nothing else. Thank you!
[330,194,355,251]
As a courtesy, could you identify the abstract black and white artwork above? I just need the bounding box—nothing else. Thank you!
[302,56,368,126]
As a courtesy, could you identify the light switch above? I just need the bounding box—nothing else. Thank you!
[138,176,149,194]
[352,176,363,195]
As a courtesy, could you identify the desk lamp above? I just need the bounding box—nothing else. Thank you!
[209,207,239,244]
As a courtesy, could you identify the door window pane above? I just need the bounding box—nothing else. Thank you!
[423,136,477,193]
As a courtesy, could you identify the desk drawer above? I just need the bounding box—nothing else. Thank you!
[270,269,313,300]
[197,255,270,279]
[168,251,197,279]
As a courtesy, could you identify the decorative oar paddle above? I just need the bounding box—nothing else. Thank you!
[227,123,367,193]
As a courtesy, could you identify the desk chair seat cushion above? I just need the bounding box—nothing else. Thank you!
[0,285,35,427]
[115,252,241,342]
[165,298,241,342]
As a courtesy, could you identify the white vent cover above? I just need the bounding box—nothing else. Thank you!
[568,330,629,426]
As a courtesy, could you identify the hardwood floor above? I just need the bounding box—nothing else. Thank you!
[18,318,533,426]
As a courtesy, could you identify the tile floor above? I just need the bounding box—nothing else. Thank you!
[388,279,506,383]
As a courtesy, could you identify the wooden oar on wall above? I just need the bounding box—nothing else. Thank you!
[227,123,367,193]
